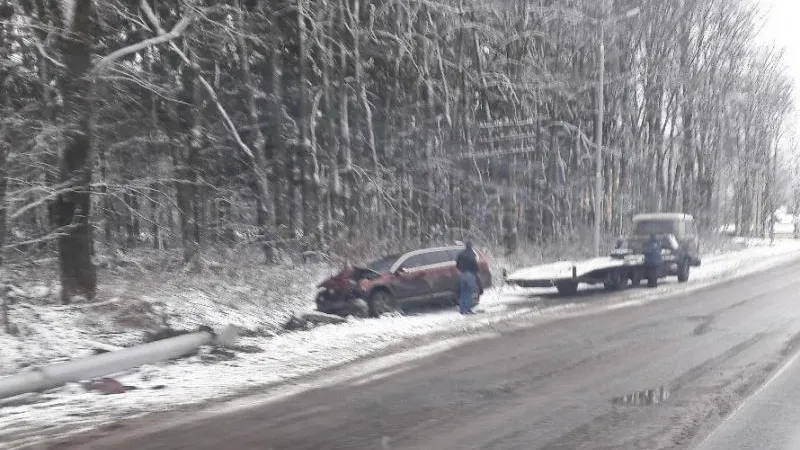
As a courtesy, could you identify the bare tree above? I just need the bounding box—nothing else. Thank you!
[54,0,97,303]
[2,0,797,286]
[0,5,9,267]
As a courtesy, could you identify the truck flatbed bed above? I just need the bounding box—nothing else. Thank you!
[504,249,685,295]
[506,253,646,289]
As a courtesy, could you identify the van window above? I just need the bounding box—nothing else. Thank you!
[633,219,677,235]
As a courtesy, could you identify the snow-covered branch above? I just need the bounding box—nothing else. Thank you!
[93,13,195,73]
[139,0,256,162]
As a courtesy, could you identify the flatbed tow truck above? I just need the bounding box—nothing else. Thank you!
[505,213,702,295]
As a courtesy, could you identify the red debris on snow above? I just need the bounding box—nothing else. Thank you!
[83,378,135,395]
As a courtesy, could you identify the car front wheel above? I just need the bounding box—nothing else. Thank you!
[368,290,396,317]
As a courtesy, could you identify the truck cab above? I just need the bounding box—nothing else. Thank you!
[625,213,702,282]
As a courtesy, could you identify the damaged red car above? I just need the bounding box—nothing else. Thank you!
[315,245,493,317]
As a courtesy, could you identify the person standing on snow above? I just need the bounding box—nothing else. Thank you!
[643,234,662,288]
[456,241,479,315]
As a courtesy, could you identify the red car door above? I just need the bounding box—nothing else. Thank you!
[422,248,461,303]
[391,252,435,303]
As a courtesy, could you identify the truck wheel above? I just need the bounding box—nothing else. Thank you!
[556,281,578,296]
[677,261,690,283]
[604,270,627,291]
[368,290,396,317]
[631,270,643,287]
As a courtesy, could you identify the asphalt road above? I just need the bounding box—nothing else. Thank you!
[49,259,800,450]
[695,327,800,450]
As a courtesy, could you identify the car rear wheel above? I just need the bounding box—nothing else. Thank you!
[368,290,396,317]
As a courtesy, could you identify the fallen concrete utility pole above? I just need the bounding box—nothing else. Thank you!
[0,325,238,401]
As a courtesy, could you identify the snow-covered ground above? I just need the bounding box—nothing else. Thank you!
[2,238,800,449]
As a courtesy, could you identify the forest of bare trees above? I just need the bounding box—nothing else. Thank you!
[1,0,795,303]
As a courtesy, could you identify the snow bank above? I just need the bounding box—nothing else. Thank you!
[2,239,800,449]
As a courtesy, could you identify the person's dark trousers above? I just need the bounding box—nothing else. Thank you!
[646,265,658,288]
[459,271,477,314]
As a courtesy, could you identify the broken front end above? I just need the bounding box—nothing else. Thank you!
[315,267,378,317]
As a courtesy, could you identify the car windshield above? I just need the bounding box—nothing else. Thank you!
[364,254,400,273]
[633,219,677,236]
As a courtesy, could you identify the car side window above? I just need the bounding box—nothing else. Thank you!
[426,250,455,266]
[399,249,469,270]
[399,254,429,270]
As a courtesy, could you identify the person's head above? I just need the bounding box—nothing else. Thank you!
[464,240,473,249]
[650,234,657,241]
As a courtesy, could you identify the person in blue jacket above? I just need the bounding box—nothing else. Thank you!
[644,234,662,288]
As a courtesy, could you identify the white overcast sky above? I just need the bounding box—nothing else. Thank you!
[756,0,800,142]
[757,0,800,103]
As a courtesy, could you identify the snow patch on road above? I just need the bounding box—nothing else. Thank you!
[1,239,799,449]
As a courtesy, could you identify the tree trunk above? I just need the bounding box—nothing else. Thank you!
[56,0,97,304]
[350,0,379,241]
[322,9,342,242]
[150,194,160,249]
[0,16,8,266]
[146,48,162,250]
[769,133,778,243]
[0,126,6,267]
[267,43,290,243]
[98,140,113,244]
[238,2,276,262]
[338,0,355,236]
[124,191,136,247]
[33,0,62,233]
[174,56,200,264]
[297,0,319,250]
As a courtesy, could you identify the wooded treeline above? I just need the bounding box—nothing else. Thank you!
[0,0,795,302]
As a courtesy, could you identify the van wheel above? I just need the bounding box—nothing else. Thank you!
[368,290,396,317]
[677,261,690,283]
[556,281,578,296]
